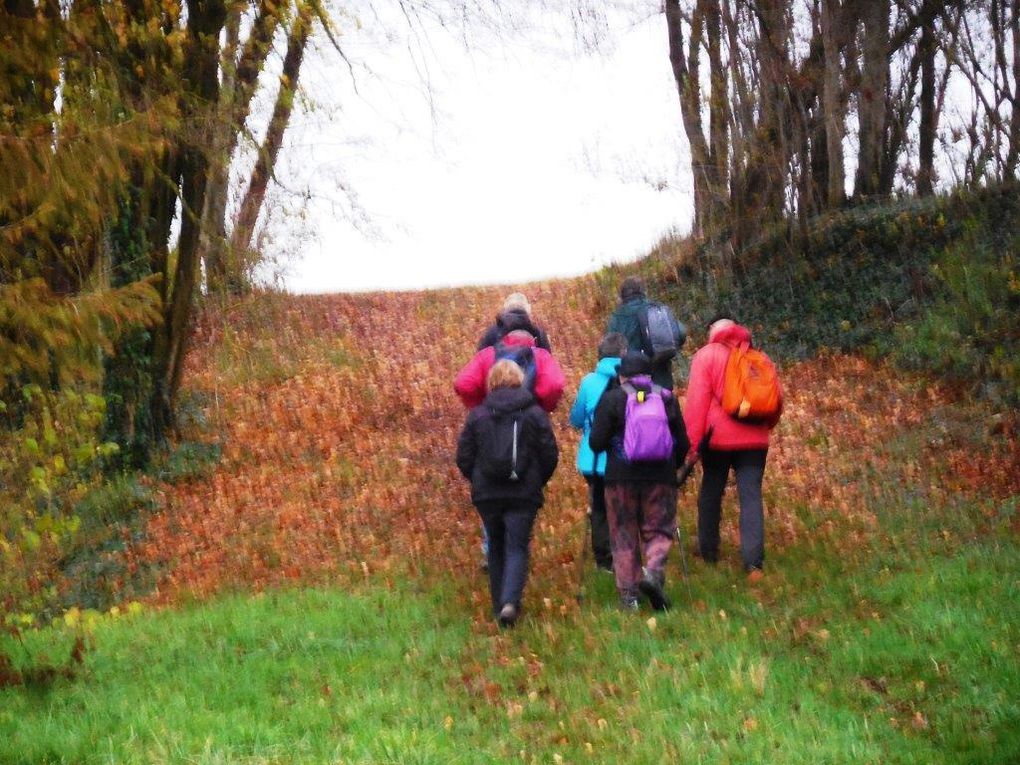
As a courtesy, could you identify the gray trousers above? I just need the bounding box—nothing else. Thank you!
[697,449,767,571]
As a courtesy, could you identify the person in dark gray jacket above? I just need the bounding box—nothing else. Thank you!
[456,360,558,627]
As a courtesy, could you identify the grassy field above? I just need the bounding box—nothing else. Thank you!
[3,493,1017,763]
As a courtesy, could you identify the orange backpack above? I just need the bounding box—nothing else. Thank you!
[721,342,782,422]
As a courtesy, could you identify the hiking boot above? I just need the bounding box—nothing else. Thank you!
[638,568,671,612]
[619,596,640,612]
[498,603,518,628]
[746,567,764,584]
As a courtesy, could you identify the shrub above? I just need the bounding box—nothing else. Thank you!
[0,386,115,629]
[896,224,1020,408]
[636,183,1019,410]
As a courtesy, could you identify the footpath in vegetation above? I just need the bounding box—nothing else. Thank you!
[2,274,1019,763]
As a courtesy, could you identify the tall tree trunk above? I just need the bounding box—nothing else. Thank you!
[733,0,789,247]
[1006,0,1019,177]
[202,1,281,293]
[229,4,311,260]
[201,6,241,293]
[706,0,730,232]
[917,0,938,195]
[152,0,227,436]
[665,0,713,236]
[854,0,890,198]
[821,0,846,206]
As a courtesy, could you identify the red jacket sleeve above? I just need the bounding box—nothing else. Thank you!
[533,349,566,413]
[683,346,714,452]
[454,347,494,409]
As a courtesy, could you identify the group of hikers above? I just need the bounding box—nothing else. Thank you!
[454,279,783,627]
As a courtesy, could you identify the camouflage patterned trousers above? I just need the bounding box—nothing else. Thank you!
[604,482,677,601]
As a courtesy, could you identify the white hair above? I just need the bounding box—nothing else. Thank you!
[708,319,736,342]
[503,292,531,316]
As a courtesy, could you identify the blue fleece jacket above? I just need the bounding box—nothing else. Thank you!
[568,356,621,476]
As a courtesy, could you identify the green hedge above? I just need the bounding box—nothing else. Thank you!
[641,184,1020,408]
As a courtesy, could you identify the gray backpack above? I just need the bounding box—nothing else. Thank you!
[641,303,685,364]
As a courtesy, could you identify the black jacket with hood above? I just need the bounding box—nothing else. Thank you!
[456,386,559,508]
[477,309,552,353]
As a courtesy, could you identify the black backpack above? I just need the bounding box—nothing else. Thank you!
[494,342,538,391]
[640,303,686,364]
[476,409,531,482]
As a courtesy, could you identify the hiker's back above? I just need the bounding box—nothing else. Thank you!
[683,321,779,454]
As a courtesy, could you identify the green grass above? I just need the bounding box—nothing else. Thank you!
[3,523,1018,764]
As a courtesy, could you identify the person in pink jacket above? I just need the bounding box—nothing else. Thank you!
[683,316,781,580]
[454,330,566,413]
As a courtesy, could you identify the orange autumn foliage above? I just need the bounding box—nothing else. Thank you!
[110,280,1019,611]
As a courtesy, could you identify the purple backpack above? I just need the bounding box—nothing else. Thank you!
[622,378,674,462]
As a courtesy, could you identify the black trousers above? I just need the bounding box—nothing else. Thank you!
[476,501,538,615]
[584,474,613,568]
[697,448,767,571]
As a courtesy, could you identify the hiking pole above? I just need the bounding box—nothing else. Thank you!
[673,427,713,606]
[574,507,592,604]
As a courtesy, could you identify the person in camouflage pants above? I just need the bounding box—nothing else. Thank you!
[589,352,689,611]
[603,483,677,604]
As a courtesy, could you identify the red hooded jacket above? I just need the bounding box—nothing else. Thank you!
[454,332,565,413]
[683,323,780,453]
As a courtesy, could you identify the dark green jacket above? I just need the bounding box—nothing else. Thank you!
[606,296,680,389]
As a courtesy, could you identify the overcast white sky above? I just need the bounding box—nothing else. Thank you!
[259,2,693,293]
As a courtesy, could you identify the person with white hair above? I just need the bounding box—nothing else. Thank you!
[683,313,782,582]
[477,292,552,352]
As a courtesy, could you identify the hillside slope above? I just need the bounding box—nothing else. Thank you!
[124,277,1018,610]
[3,268,1019,764]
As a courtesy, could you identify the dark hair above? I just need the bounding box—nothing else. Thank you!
[617,351,652,378]
[618,276,645,300]
[597,332,628,359]
[707,310,735,328]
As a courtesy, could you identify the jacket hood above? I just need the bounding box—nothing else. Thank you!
[710,323,752,347]
[595,356,621,377]
[497,309,533,332]
[484,386,535,414]
[620,294,649,308]
[623,374,654,391]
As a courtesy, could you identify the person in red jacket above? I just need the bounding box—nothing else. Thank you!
[454,329,566,413]
[683,316,781,581]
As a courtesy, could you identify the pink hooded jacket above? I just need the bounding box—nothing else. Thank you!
[683,322,780,453]
[454,332,566,413]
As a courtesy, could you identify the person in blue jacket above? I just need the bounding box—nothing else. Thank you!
[568,332,628,571]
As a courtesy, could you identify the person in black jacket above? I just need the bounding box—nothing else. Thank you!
[477,292,552,352]
[588,352,689,611]
[456,359,559,627]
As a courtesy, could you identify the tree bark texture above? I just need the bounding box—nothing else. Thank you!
[229,3,312,260]
[854,0,890,197]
